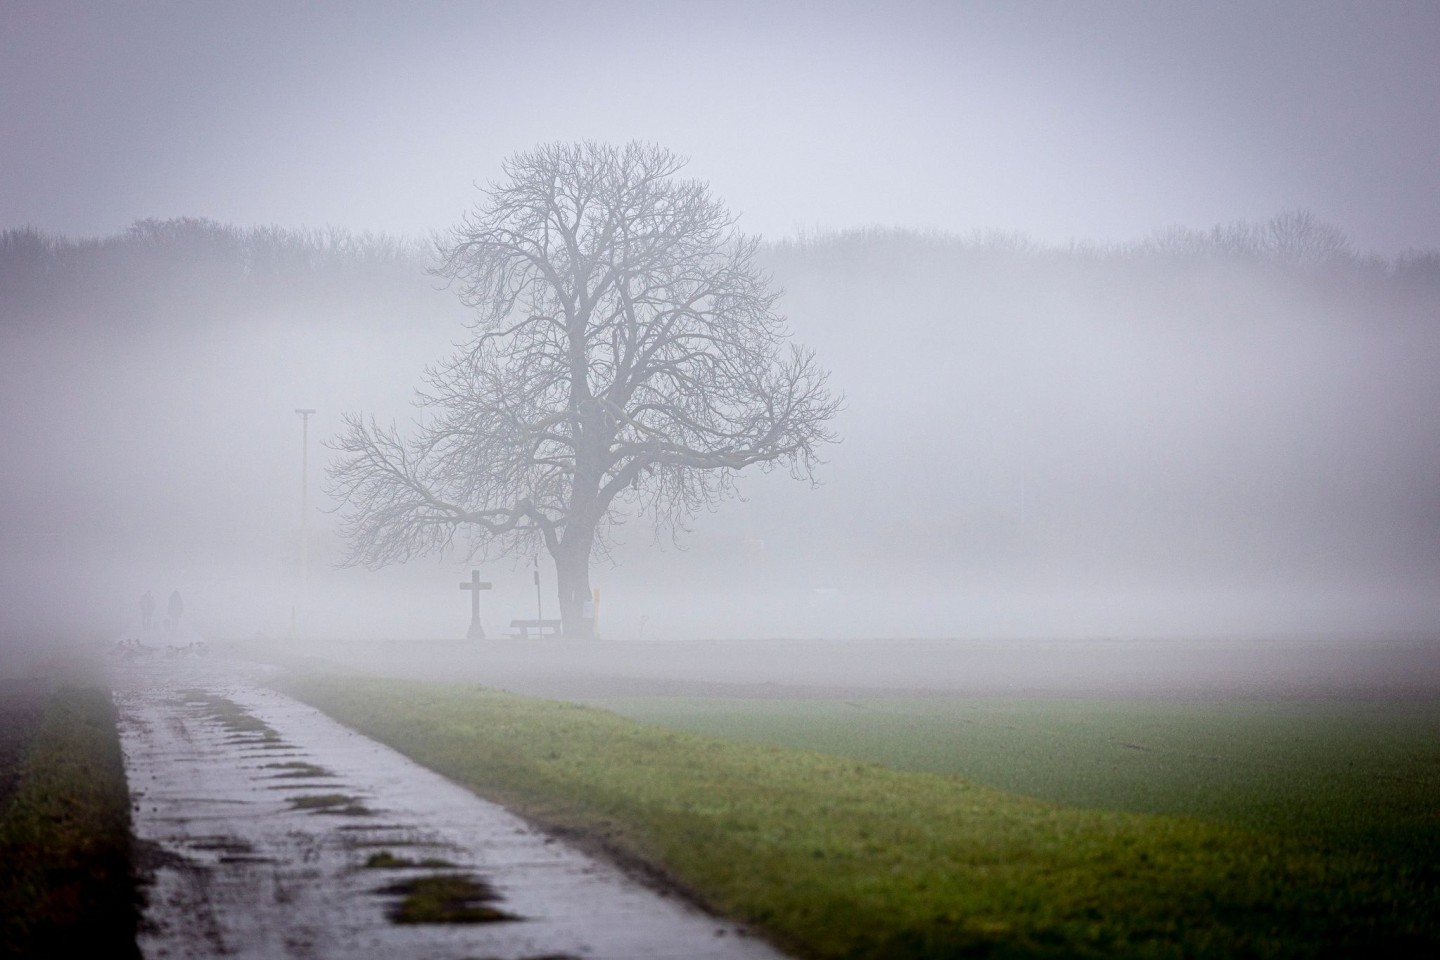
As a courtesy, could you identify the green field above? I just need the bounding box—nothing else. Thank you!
[595,696,1440,869]
[285,675,1439,959]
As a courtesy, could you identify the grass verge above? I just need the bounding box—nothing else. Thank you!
[0,684,140,959]
[283,675,1437,959]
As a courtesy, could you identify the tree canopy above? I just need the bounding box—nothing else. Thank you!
[329,141,839,636]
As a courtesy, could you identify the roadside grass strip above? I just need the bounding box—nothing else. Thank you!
[0,685,140,959]
[284,676,1436,959]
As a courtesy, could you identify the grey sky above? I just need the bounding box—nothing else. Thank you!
[3,0,1438,253]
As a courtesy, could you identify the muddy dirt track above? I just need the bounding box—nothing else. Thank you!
[112,656,785,960]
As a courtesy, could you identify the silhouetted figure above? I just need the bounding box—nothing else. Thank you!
[140,590,155,631]
[168,590,184,632]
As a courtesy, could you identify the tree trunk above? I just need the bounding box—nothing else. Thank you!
[552,535,594,639]
[558,412,604,639]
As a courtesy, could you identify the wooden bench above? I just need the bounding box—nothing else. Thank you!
[509,618,563,639]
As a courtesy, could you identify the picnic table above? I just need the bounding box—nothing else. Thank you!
[509,618,563,639]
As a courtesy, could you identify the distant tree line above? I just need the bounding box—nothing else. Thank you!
[0,218,427,321]
[765,211,1440,292]
[4,211,1438,333]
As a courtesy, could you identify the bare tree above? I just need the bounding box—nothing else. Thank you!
[1262,209,1354,268]
[329,142,839,637]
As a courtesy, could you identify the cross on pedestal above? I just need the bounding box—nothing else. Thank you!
[460,569,492,640]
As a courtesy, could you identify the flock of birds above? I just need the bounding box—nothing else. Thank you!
[112,637,209,659]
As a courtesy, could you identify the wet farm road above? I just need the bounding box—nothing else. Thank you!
[112,657,785,960]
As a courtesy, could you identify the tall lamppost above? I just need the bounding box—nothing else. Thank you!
[294,408,316,636]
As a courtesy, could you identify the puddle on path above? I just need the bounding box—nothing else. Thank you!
[113,657,786,960]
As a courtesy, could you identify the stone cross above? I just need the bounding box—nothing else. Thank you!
[460,569,492,640]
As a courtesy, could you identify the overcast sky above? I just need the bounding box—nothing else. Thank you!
[3,0,1439,254]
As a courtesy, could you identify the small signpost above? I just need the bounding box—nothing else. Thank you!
[460,569,492,640]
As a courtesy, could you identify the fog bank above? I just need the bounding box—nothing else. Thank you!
[3,220,1439,650]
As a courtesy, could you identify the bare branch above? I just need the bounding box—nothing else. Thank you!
[328,141,838,635]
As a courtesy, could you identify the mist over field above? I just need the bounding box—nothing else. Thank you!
[3,2,1440,694]
[3,221,1439,662]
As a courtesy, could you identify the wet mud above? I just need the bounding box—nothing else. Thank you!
[113,657,785,959]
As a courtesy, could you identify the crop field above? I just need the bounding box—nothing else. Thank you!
[286,674,1439,960]
[595,696,1440,867]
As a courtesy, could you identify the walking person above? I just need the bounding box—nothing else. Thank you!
[168,590,184,633]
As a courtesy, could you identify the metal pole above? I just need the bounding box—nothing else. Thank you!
[295,409,315,634]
